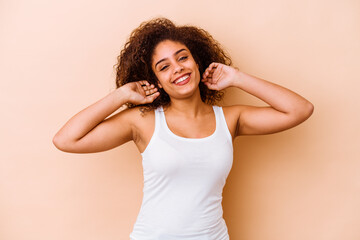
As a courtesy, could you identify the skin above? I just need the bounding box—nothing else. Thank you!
[53,40,314,154]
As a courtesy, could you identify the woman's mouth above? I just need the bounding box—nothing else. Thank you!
[174,73,191,85]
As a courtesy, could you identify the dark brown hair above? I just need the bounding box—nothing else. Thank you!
[115,18,232,111]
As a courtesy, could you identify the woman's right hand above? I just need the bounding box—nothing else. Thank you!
[121,80,160,105]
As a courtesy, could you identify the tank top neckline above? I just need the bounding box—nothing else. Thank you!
[158,105,218,142]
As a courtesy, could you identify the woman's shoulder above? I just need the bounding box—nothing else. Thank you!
[222,104,252,113]
[205,104,244,121]
[221,104,243,115]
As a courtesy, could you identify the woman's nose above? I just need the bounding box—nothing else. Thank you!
[174,63,184,74]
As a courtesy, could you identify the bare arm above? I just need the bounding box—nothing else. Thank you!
[202,63,314,136]
[52,81,159,153]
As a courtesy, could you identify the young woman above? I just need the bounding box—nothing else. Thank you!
[53,18,313,240]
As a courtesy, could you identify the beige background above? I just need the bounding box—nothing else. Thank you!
[1,0,359,239]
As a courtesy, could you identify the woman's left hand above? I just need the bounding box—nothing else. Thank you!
[201,62,239,91]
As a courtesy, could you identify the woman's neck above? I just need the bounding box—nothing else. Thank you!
[166,93,211,118]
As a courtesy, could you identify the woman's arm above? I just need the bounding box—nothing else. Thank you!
[202,63,314,136]
[52,81,159,153]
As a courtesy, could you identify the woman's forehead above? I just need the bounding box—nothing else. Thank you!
[152,40,189,60]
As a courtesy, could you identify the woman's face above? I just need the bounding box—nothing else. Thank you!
[151,40,201,100]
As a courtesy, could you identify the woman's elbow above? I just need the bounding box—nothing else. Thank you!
[304,101,314,118]
[53,134,63,151]
[297,101,314,122]
[52,134,72,152]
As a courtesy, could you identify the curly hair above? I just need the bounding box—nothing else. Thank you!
[115,18,232,111]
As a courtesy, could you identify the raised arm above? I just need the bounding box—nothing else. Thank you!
[202,63,314,136]
[52,81,159,153]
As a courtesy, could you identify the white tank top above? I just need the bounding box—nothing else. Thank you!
[130,105,233,240]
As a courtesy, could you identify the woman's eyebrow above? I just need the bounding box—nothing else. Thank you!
[154,49,187,68]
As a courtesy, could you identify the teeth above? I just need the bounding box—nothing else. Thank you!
[174,75,189,84]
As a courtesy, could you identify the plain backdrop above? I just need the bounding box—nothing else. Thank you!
[1,0,359,239]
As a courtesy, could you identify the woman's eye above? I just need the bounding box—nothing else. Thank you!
[179,56,188,61]
[160,65,169,71]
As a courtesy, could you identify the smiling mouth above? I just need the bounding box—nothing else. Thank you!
[173,73,191,85]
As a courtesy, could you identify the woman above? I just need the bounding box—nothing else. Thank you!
[53,18,313,239]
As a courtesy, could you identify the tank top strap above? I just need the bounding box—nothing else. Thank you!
[155,106,166,132]
[213,106,233,142]
[153,106,164,134]
[140,107,164,156]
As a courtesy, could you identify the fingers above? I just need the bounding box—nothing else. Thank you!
[140,82,157,96]
[144,91,160,103]
[202,69,216,83]
[202,62,219,81]
[203,81,219,90]
[139,80,150,87]
[144,86,158,96]
[207,62,219,71]
[138,80,160,104]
